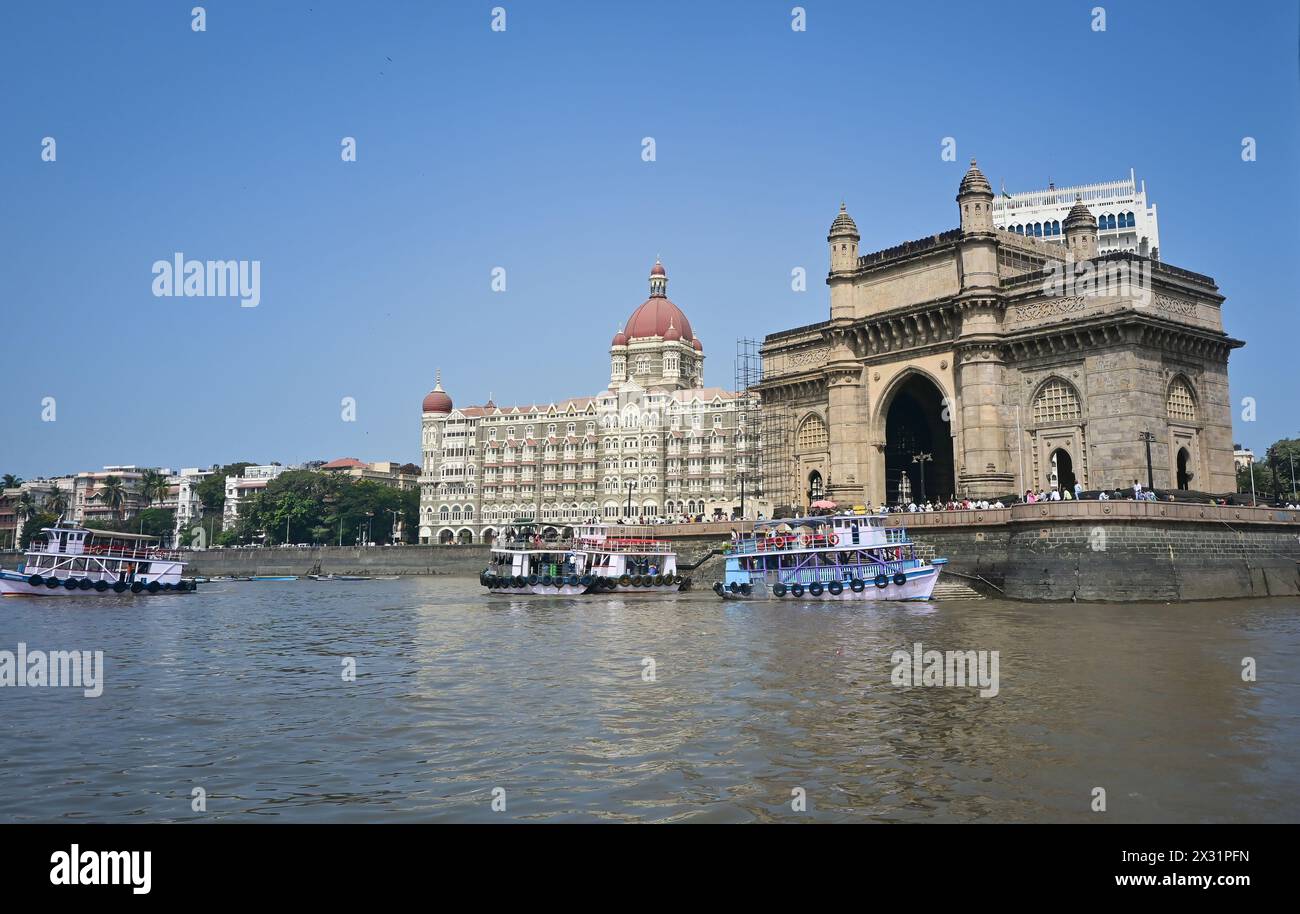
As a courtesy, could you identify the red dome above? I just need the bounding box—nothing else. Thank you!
[692,337,703,352]
[624,297,693,341]
[422,374,452,414]
[650,260,666,276]
[422,390,452,413]
[611,330,628,347]
[663,320,682,342]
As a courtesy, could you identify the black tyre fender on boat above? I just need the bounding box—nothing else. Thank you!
[162,582,174,592]
[27,574,42,587]
[728,581,739,593]
[892,572,907,587]
[147,581,161,594]
[631,575,644,587]
[619,575,631,586]
[130,582,144,593]
[113,582,127,594]
[773,582,787,597]
[64,578,79,590]
[579,575,593,587]
[791,583,804,597]
[78,578,94,591]
[713,581,724,595]
[528,575,540,586]
[874,574,889,589]
[850,578,865,593]
[739,583,752,596]
[809,582,824,597]
[828,580,843,595]
[541,575,553,586]
[672,574,683,586]
[46,578,61,589]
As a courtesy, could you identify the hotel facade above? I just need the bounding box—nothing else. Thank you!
[418,262,760,544]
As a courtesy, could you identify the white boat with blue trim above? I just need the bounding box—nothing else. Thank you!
[713,513,945,602]
[482,522,691,596]
[0,522,197,596]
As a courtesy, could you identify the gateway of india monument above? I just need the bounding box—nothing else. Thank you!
[758,160,1242,509]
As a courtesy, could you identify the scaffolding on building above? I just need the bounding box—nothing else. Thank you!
[735,338,793,513]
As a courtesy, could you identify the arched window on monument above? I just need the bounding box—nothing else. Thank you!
[1032,378,1083,424]
[1167,377,1197,423]
[796,414,829,453]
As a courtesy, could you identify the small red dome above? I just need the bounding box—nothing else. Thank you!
[612,330,628,346]
[692,337,703,352]
[650,260,666,276]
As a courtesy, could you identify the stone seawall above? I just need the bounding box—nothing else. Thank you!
[187,545,490,577]
[908,522,1300,602]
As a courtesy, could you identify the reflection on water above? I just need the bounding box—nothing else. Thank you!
[1,579,1297,822]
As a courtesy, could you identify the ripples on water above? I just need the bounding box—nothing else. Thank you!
[1,579,1297,822]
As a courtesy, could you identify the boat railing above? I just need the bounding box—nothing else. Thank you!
[749,558,912,584]
[42,544,183,562]
[730,530,910,554]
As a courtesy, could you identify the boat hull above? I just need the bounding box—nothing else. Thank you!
[715,563,943,602]
[485,580,689,597]
[0,571,196,597]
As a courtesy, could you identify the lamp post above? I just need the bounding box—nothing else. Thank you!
[625,481,634,519]
[738,472,746,521]
[912,452,933,504]
[1138,431,1156,492]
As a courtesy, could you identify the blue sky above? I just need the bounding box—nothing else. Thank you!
[2,0,1297,478]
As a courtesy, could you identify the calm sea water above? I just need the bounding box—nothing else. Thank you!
[1,578,1297,823]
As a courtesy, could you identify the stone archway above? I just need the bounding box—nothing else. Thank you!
[1050,448,1076,493]
[881,373,955,505]
[1176,447,1193,490]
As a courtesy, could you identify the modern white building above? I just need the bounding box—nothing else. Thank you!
[1234,445,1255,471]
[991,169,1160,260]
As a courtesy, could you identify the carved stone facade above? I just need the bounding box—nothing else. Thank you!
[760,162,1242,508]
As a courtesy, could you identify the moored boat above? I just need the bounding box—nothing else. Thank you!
[713,513,945,602]
[482,522,690,596]
[0,522,197,596]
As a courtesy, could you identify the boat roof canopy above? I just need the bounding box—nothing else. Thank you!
[83,528,160,541]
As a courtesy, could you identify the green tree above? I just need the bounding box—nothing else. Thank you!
[45,487,69,518]
[133,508,176,539]
[1236,462,1273,502]
[140,469,172,506]
[1,474,23,489]
[19,511,58,550]
[1265,438,1300,502]
[196,462,255,512]
[97,476,127,521]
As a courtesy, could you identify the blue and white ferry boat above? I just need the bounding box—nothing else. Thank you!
[0,521,197,596]
[713,513,945,602]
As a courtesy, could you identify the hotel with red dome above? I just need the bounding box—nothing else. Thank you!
[418,261,759,544]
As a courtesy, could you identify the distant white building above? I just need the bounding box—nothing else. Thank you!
[1234,445,1255,471]
[223,464,290,527]
[991,169,1160,260]
[173,467,214,542]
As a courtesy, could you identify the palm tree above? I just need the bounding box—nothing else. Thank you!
[140,469,171,506]
[98,476,126,522]
[45,487,69,519]
[1,474,22,489]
